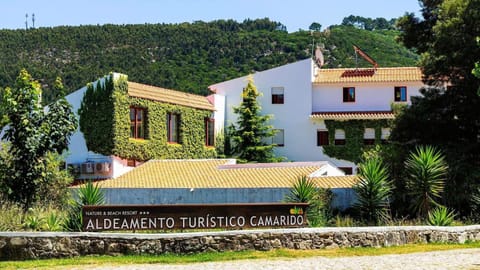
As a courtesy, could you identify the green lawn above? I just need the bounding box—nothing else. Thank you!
[1,242,479,269]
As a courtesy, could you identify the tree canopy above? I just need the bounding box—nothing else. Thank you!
[392,0,480,214]
[0,19,417,104]
[0,70,77,210]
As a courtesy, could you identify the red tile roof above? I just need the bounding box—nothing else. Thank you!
[315,67,422,84]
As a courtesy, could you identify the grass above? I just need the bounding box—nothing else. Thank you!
[1,242,479,269]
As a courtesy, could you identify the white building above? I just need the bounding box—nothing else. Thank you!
[209,58,423,173]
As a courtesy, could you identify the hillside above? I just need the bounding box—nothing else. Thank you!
[0,19,418,103]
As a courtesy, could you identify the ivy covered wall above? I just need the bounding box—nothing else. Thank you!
[79,74,216,161]
[322,119,392,164]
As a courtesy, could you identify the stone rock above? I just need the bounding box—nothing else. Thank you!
[10,237,28,246]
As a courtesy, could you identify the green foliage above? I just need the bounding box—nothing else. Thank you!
[285,176,318,203]
[64,182,105,232]
[78,74,216,161]
[0,198,23,231]
[322,119,391,163]
[341,15,397,31]
[285,176,333,227]
[78,76,115,155]
[427,206,456,226]
[394,0,480,215]
[0,70,77,210]
[353,151,393,224]
[229,77,280,163]
[0,20,417,104]
[405,146,448,218]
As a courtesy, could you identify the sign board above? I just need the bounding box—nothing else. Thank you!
[82,203,308,231]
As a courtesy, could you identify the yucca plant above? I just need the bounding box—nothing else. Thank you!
[427,206,456,226]
[353,156,392,225]
[285,176,332,227]
[285,176,317,203]
[63,181,104,231]
[44,212,64,231]
[405,145,448,218]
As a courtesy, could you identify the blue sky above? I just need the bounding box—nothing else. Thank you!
[1,0,422,31]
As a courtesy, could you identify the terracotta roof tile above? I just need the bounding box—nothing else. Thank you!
[127,82,214,111]
[310,111,395,120]
[314,67,422,84]
[91,159,357,189]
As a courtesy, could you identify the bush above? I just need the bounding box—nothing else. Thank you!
[427,206,456,226]
[285,176,333,227]
[0,199,23,231]
[405,145,448,217]
[354,153,393,225]
[64,182,105,231]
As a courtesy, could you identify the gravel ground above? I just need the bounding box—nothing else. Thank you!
[70,248,480,270]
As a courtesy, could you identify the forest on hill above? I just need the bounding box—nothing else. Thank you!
[0,18,418,103]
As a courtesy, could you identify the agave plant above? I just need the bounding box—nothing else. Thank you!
[285,176,332,227]
[353,155,392,224]
[285,176,317,203]
[405,145,448,218]
[63,181,104,231]
[427,206,456,226]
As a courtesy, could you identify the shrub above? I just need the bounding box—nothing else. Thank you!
[405,145,448,217]
[285,176,332,227]
[354,154,393,225]
[0,199,23,231]
[427,206,456,226]
[63,182,105,231]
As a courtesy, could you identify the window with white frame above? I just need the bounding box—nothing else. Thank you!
[334,129,346,145]
[363,128,375,145]
[381,128,391,144]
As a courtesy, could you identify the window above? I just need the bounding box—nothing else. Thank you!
[205,118,215,147]
[363,128,375,145]
[166,113,180,143]
[317,130,329,146]
[272,129,284,146]
[381,128,391,144]
[271,87,284,104]
[343,87,355,102]
[130,107,145,139]
[127,159,137,167]
[334,129,346,145]
[394,86,407,102]
[339,167,353,175]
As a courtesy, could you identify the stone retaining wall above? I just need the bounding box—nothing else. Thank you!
[1,225,480,260]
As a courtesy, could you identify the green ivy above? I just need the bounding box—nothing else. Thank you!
[323,119,392,164]
[79,74,216,161]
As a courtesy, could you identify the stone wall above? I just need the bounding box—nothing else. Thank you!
[1,225,480,260]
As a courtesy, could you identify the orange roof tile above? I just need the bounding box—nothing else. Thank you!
[314,67,422,84]
[89,159,357,189]
[127,82,214,111]
[310,111,395,120]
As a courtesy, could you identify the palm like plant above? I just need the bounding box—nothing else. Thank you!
[354,156,392,224]
[405,145,448,218]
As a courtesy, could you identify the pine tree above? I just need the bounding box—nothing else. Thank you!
[228,76,279,163]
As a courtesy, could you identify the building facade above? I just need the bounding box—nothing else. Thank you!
[209,59,424,173]
[65,73,216,179]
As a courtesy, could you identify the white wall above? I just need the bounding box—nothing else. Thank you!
[312,82,423,112]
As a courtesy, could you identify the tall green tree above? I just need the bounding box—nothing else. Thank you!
[392,0,480,214]
[228,76,279,163]
[0,70,77,210]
